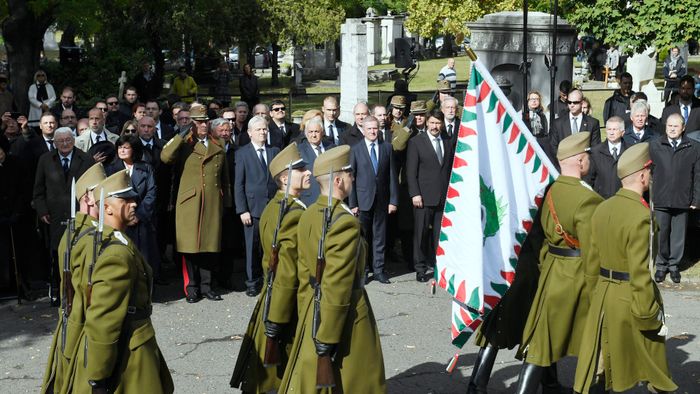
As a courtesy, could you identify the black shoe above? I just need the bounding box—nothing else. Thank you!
[654,270,667,283]
[515,362,544,394]
[467,345,498,394]
[374,273,391,284]
[245,287,261,297]
[186,290,201,303]
[364,272,372,284]
[670,271,681,284]
[203,291,223,301]
[541,363,571,394]
[416,272,430,283]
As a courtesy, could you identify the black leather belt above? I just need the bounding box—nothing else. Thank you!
[126,305,152,320]
[548,244,581,257]
[600,267,630,281]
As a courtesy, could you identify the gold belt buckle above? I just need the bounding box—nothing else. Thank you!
[554,223,564,235]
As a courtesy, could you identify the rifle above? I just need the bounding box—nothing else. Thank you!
[313,169,335,389]
[60,178,77,352]
[262,161,294,367]
[86,187,105,307]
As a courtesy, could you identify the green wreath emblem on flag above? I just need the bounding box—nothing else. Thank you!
[480,176,507,243]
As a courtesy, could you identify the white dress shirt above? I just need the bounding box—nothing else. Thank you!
[364,138,379,162]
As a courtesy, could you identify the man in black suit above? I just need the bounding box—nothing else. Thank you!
[603,72,634,122]
[661,75,700,133]
[550,88,601,154]
[349,116,398,284]
[33,127,92,304]
[441,96,461,145]
[339,102,369,146]
[623,100,658,146]
[50,86,83,121]
[406,110,455,282]
[146,100,176,141]
[298,118,335,206]
[589,116,627,198]
[268,99,300,148]
[547,80,571,121]
[234,115,279,296]
[372,104,393,144]
[322,96,348,145]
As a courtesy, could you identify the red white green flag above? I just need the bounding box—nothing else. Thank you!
[436,59,559,347]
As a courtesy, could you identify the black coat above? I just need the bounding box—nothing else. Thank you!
[589,140,626,199]
[406,131,455,207]
[268,121,300,148]
[524,109,555,163]
[298,139,334,206]
[603,90,634,122]
[348,139,398,211]
[661,98,700,133]
[550,114,601,154]
[0,154,24,225]
[622,125,658,146]
[141,137,173,213]
[32,148,93,249]
[650,136,700,208]
[324,119,349,145]
[339,124,364,147]
[155,122,176,141]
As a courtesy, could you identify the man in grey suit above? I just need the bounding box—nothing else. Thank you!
[550,88,601,154]
[298,118,335,206]
[234,115,279,296]
[349,116,398,284]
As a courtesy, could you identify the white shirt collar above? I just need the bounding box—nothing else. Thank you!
[608,141,621,152]
[252,142,266,151]
[90,130,105,142]
[59,150,73,161]
[140,137,153,146]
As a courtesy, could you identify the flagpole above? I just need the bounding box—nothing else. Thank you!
[466,47,477,62]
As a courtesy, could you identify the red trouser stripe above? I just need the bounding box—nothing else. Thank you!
[182,255,190,296]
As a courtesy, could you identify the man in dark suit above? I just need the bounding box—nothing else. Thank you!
[589,116,627,198]
[623,100,658,146]
[372,104,393,144]
[406,110,455,282]
[349,116,398,284]
[548,80,571,121]
[268,99,300,148]
[441,96,461,145]
[298,118,335,206]
[50,86,83,121]
[603,72,634,122]
[550,88,601,153]
[234,115,279,296]
[146,100,176,141]
[339,102,369,146]
[322,96,349,145]
[661,75,700,133]
[33,127,92,304]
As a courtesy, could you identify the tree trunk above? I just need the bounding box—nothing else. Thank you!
[2,0,55,114]
[145,22,165,100]
[271,42,280,87]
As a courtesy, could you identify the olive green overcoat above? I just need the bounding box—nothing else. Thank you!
[230,191,305,392]
[66,226,173,393]
[42,212,94,394]
[160,133,232,253]
[573,189,677,393]
[278,196,386,393]
[519,176,603,365]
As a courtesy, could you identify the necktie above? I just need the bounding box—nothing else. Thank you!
[280,125,285,135]
[155,127,160,139]
[258,148,267,172]
[370,143,378,175]
[448,124,453,138]
[672,139,678,151]
[47,140,54,151]
[612,147,618,161]
[95,134,102,143]
[62,157,69,174]
[636,131,643,141]
[434,137,443,165]
[145,143,153,152]
[327,124,335,142]
[316,145,322,157]
[571,117,579,133]
[683,105,690,124]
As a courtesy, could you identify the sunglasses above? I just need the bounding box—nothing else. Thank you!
[125,128,136,133]
[107,102,119,106]
[271,107,286,112]
[567,100,582,105]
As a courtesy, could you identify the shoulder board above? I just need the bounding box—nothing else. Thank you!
[113,231,129,246]
[293,198,307,209]
[340,203,354,215]
[579,180,593,191]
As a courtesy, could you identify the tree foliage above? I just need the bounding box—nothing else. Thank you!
[405,0,518,38]
[569,0,700,54]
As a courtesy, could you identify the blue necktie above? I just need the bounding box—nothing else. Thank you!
[370,143,378,175]
[683,105,690,124]
[258,148,267,172]
[62,157,69,174]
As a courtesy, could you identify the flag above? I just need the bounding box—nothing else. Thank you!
[436,59,559,347]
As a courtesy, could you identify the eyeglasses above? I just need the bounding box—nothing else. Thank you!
[271,107,286,112]
[96,107,108,111]
[124,128,136,133]
[567,100,582,105]
[224,117,235,122]
[54,139,73,145]
[528,97,540,101]
[107,101,119,106]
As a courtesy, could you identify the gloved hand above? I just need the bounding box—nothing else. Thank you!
[264,321,283,339]
[177,124,192,138]
[314,340,335,357]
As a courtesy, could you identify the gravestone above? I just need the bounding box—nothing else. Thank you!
[641,80,664,118]
[363,12,382,67]
[340,19,368,124]
[469,11,577,112]
[380,15,404,64]
[626,47,657,92]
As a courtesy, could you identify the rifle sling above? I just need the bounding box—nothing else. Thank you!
[545,191,580,250]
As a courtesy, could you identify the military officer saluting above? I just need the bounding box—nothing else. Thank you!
[68,170,173,393]
[43,163,106,394]
[231,142,311,392]
[574,143,677,393]
[279,145,386,393]
[515,132,604,393]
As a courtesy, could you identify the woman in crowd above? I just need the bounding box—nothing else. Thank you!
[581,96,592,116]
[523,90,554,163]
[27,70,56,127]
[121,120,138,135]
[106,134,161,280]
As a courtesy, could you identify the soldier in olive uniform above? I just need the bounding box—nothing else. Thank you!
[574,143,677,393]
[43,163,106,394]
[515,132,604,393]
[68,171,173,393]
[231,142,311,392]
[279,146,386,393]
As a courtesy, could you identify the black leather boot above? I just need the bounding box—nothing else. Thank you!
[589,373,608,394]
[515,362,544,394]
[541,363,570,394]
[466,345,498,394]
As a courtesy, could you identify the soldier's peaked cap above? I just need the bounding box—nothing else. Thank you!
[76,162,107,197]
[556,132,591,160]
[617,142,652,179]
[313,145,352,177]
[269,142,306,178]
[95,170,139,201]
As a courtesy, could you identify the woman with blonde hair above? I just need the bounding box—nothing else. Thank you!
[27,70,56,127]
[300,109,323,131]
